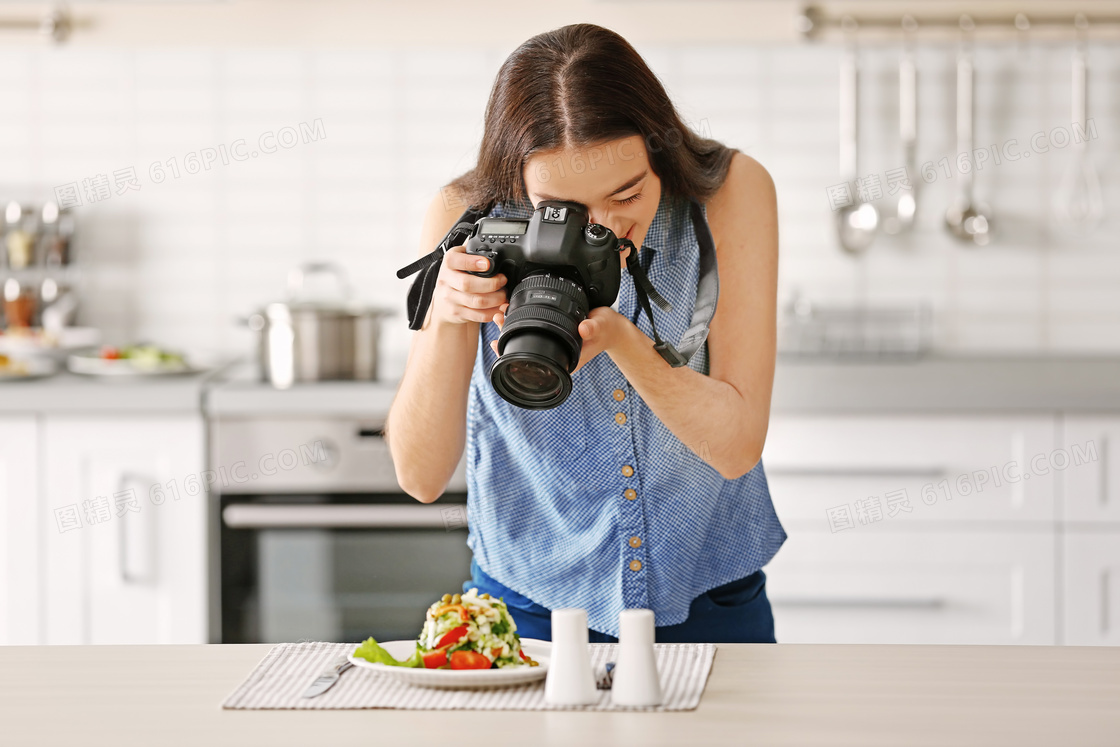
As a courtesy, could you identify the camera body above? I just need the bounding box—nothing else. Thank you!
[462,201,625,410]
[463,201,623,309]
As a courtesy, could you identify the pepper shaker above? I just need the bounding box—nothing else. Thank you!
[544,608,599,705]
[611,608,662,706]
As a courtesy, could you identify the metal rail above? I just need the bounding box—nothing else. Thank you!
[799,5,1120,42]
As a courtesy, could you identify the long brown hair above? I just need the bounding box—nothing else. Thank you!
[448,23,738,210]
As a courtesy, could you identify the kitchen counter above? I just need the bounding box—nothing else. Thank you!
[1,643,1116,747]
[0,369,221,413]
[204,363,399,417]
[203,355,1120,417]
[771,355,1120,414]
[7,355,1120,418]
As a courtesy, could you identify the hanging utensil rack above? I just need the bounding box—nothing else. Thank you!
[798,5,1120,42]
[0,6,78,44]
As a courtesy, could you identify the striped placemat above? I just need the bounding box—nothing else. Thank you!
[221,641,716,711]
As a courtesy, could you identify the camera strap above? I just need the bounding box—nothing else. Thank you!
[396,203,493,331]
[622,199,719,368]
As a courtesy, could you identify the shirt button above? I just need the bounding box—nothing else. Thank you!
[629,560,642,572]
[621,465,634,477]
[624,488,637,500]
[614,413,627,425]
[612,389,626,402]
[628,536,642,548]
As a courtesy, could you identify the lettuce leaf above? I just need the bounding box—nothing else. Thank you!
[353,637,423,668]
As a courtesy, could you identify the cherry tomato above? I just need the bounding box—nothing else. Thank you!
[422,649,448,669]
[100,346,121,360]
[436,625,468,649]
[518,649,530,662]
[449,650,492,670]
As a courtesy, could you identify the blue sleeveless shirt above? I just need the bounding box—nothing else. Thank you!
[464,189,787,637]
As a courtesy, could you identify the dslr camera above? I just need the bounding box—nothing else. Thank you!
[464,201,626,410]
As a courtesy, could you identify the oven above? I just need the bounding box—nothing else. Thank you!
[210,415,471,644]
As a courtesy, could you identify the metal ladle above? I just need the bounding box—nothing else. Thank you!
[835,20,879,254]
[944,15,993,247]
[884,15,919,235]
[1053,14,1103,235]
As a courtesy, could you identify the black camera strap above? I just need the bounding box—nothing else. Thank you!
[396,198,719,368]
[622,199,719,368]
[396,204,493,331]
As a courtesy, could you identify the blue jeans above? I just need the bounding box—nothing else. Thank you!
[463,557,776,644]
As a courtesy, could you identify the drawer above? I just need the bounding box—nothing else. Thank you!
[1062,530,1120,646]
[762,415,1059,527]
[1060,417,1120,523]
[763,530,1055,645]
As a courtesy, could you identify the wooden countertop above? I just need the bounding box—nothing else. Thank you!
[2,643,1118,746]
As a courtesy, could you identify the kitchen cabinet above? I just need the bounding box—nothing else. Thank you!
[0,416,39,645]
[1062,531,1120,646]
[42,415,207,644]
[761,414,1060,645]
[763,415,1059,526]
[766,530,1055,644]
[1060,416,1120,523]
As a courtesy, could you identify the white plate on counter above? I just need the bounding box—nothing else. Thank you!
[0,356,57,381]
[348,639,550,690]
[67,353,198,377]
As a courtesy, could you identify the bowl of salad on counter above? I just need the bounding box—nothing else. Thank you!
[348,588,549,689]
[67,343,197,377]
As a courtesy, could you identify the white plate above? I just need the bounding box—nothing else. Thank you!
[0,357,57,381]
[0,327,101,360]
[348,639,550,690]
[67,353,197,377]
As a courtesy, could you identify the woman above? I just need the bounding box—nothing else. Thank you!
[385,24,786,643]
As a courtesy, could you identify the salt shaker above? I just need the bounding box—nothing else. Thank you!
[544,608,599,705]
[611,608,662,706]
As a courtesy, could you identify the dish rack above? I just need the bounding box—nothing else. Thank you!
[777,298,933,359]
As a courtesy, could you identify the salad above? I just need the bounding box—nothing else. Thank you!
[353,588,539,670]
[96,344,185,366]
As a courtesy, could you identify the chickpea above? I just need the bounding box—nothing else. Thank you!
[441,593,452,604]
[481,593,490,599]
[451,593,461,605]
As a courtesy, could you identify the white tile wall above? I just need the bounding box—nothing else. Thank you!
[0,40,1117,378]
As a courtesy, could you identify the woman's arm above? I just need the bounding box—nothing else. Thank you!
[603,153,779,480]
[384,189,487,503]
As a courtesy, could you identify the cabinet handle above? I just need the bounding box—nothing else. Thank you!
[117,471,153,585]
[1103,569,1111,635]
[222,503,464,529]
[764,467,947,480]
[1100,435,1110,507]
[769,596,946,609]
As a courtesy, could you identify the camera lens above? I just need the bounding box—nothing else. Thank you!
[489,272,588,410]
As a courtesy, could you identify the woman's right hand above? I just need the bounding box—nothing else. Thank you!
[430,243,509,326]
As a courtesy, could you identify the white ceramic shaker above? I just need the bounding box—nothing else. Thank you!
[544,608,599,705]
[610,608,662,706]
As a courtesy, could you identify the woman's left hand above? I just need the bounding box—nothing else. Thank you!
[489,303,626,375]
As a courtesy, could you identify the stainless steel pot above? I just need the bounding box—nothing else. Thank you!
[248,262,395,388]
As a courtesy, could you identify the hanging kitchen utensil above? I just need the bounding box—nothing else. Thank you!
[835,19,878,255]
[1053,14,1103,236]
[944,15,993,247]
[884,15,919,236]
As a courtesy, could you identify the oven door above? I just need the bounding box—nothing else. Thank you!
[220,492,471,643]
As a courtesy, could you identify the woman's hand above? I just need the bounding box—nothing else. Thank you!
[430,243,509,326]
[490,303,626,375]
